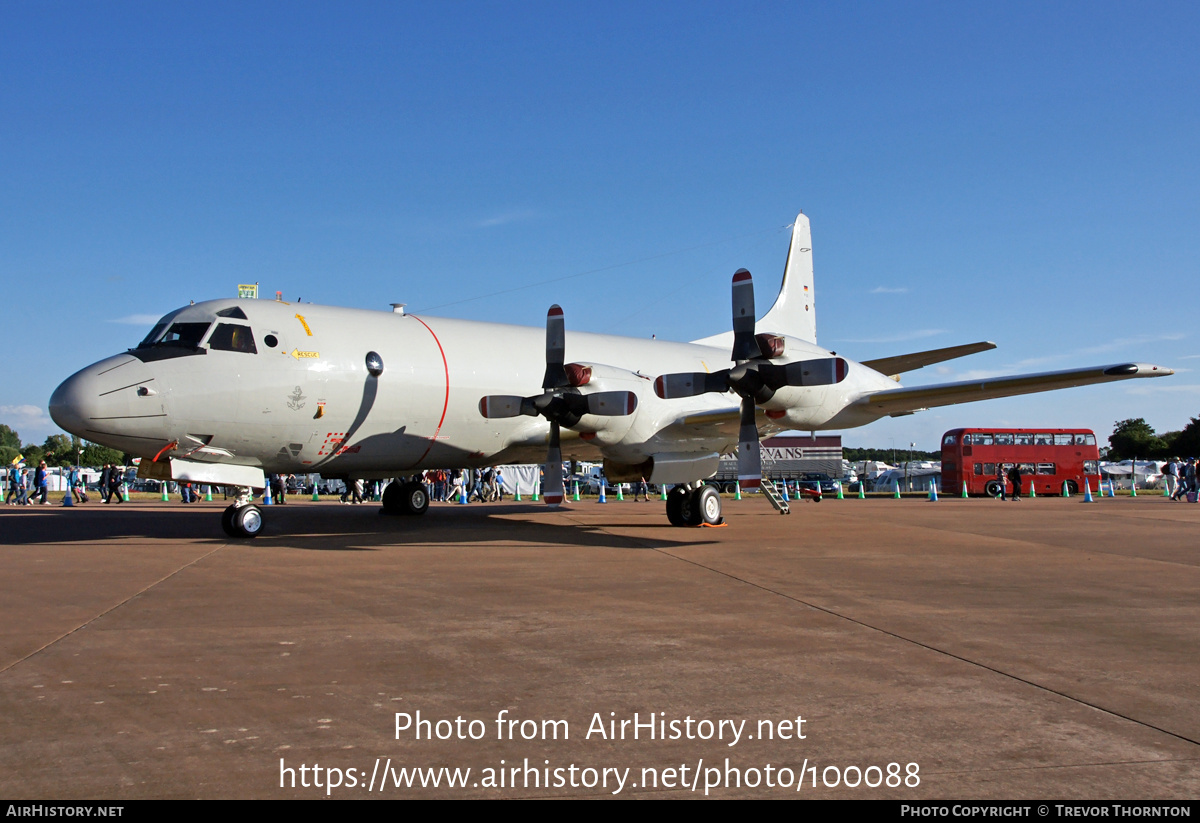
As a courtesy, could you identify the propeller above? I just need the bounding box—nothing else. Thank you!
[654,269,847,490]
[479,305,637,506]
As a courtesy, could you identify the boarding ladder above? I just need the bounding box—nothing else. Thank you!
[760,482,790,515]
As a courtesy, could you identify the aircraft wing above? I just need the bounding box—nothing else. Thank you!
[861,341,996,378]
[852,362,1173,417]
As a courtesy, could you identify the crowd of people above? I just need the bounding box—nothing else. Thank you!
[1160,457,1199,501]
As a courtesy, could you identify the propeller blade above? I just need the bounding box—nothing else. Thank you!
[654,371,730,399]
[731,269,759,362]
[583,390,638,416]
[478,395,535,419]
[759,357,849,390]
[543,422,564,505]
[542,304,568,390]
[736,397,762,490]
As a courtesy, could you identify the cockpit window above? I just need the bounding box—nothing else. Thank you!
[129,321,211,362]
[158,323,211,348]
[139,323,169,347]
[208,323,257,354]
[216,307,248,319]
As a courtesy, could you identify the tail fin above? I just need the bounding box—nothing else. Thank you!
[758,213,816,344]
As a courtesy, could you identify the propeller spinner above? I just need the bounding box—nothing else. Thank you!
[479,305,637,506]
[654,269,847,490]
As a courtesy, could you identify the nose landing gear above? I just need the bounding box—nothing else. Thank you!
[666,483,724,527]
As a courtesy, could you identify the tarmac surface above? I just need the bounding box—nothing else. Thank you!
[1,493,1198,799]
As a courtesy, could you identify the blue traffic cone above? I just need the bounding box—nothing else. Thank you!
[597,484,607,503]
[1083,478,1094,503]
[928,481,938,502]
[62,487,74,507]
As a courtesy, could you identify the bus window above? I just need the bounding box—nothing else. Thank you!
[1077,434,1096,445]
[995,433,1014,446]
[975,434,994,446]
[1037,463,1056,474]
[1014,433,1033,446]
[1034,433,1053,445]
[1083,461,1098,473]
[1019,463,1035,475]
[1054,434,1073,446]
[943,434,957,446]
[978,463,996,475]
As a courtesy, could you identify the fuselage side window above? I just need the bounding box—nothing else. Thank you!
[208,323,258,354]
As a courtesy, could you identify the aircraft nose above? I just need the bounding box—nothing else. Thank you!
[49,354,157,439]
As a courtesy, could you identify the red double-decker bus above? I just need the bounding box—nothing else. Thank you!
[940,428,1101,497]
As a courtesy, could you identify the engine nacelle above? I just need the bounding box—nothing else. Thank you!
[604,452,720,485]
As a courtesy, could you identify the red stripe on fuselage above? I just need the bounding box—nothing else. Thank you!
[407,314,451,468]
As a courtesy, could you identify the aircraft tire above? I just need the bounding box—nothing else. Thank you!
[381,481,404,515]
[232,505,263,539]
[221,505,238,537]
[400,481,430,516]
[666,486,688,526]
[694,485,722,525]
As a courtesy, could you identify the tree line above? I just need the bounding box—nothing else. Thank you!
[0,425,126,469]
[1106,417,1200,461]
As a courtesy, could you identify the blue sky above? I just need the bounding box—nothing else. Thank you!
[3,1,1197,452]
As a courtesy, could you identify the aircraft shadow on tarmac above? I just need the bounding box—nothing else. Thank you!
[0,504,708,552]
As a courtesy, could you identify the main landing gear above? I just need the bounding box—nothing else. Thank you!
[665,482,723,527]
[221,488,263,539]
[381,480,430,516]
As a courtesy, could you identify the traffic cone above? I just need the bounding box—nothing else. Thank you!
[928,481,938,502]
[735,481,742,500]
[121,484,129,502]
[1061,481,1071,498]
[62,487,74,507]
[311,486,319,501]
[616,484,624,501]
[858,482,865,499]
[514,484,521,501]
[893,481,901,499]
[779,482,789,502]
[836,482,844,500]
[1083,478,1093,502]
[1029,481,1036,498]
[263,485,273,505]
[961,481,969,498]
[573,481,581,502]
[1130,478,1137,497]
[597,483,607,504]
[532,478,540,502]
[205,486,213,502]
[161,483,169,502]
[459,485,468,504]
[661,486,668,501]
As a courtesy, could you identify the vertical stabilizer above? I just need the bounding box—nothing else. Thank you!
[759,213,816,344]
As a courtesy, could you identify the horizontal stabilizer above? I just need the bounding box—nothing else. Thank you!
[854,362,1173,417]
[862,341,996,378]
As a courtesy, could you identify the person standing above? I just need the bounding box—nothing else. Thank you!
[33,461,49,505]
[995,463,1007,501]
[109,465,124,503]
[100,464,112,503]
[1007,464,1023,501]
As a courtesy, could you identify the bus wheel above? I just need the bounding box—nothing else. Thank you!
[984,480,1004,498]
[1065,480,1078,495]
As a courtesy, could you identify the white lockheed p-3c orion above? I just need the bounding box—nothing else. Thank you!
[49,214,1172,537]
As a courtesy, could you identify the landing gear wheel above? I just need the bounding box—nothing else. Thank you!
[382,481,430,515]
[985,480,1004,498]
[232,504,263,538]
[666,486,688,526]
[400,481,429,516]
[694,485,723,525]
[221,505,238,536]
